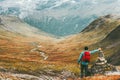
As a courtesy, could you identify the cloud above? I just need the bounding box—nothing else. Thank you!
[1,0,120,36]
[0,0,39,18]
[0,0,120,19]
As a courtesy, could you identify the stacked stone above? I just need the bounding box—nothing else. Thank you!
[90,51,116,75]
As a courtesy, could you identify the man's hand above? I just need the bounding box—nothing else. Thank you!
[98,48,102,51]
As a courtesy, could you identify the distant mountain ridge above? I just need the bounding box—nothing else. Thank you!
[0,15,57,43]
[1,0,120,36]
[0,15,51,36]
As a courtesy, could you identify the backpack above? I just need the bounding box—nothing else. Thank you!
[82,51,90,62]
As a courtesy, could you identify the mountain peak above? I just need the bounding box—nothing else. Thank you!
[1,0,120,36]
[82,14,120,32]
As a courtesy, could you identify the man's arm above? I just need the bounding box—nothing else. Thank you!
[90,48,101,54]
[77,52,84,64]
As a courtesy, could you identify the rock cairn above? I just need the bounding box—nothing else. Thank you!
[90,51,117,75]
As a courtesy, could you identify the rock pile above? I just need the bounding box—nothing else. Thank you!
[90,51,117,75]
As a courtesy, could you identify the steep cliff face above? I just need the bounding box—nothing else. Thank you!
[101,25,120,65]
[104,25,120,41]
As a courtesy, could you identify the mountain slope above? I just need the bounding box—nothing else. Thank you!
[0,15,57,41]
[46,15,120,63]
[0,15,62,78]
[0,15,50,37]
[103,24,120,41]
[0,15,120,80]
[0,15,58,62]
[95,25,120,65]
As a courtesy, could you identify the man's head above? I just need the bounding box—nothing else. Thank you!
[84,46,88,50]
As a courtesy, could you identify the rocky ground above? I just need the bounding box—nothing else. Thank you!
[0,66,120,80]
[0,71,120,80]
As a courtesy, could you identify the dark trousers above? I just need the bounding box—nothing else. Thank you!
[80,64,88,78]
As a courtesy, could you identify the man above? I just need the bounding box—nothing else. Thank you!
[77,46,101,78]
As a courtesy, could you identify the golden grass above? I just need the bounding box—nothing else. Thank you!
[0,15,120,78]
[0,55,80,76]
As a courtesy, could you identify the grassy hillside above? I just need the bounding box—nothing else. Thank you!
[90,25,120,65]
[0,15,65,76]
[48,14,120,64]
[0,15,120,79]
